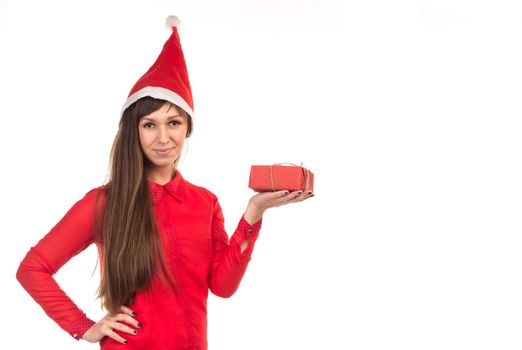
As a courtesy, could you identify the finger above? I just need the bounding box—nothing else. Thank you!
[266,190,290,199]
[104,326,129,345]
[112,313,142,330]
[297,190,314,201]
[281,190,309,204]
[260,190,306,208]
[287,190,305,200]
[295,191,314,200]
[107,320,139,336]
[302,193,315,201]
[265,191,302,207]
[120,305,137,317]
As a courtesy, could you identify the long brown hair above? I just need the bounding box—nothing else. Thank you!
[96,97,192,314]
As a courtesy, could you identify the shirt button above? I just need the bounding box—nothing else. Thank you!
[73,333,79,339]
[247,229,253,236]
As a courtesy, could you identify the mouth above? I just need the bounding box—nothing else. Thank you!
[153,148,174,156]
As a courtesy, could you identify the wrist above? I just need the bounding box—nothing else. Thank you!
[244,205,264,225]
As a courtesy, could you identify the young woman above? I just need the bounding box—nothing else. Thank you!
[16,16,312,349]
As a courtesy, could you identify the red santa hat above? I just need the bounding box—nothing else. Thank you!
[121,15,194,118]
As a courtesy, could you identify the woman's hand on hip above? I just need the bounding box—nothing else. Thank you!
[82,305,141,344]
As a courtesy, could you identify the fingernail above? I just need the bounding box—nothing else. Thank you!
[284,191,289,195]
[132,311,137,316]
[123,340,128,344]
[308,191,312,194]
[134,330,138,335]
[310,194,315,197]
[297,191,303,194]
[137,323,143,328]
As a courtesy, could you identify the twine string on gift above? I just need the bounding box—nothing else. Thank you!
[269,162,310,192]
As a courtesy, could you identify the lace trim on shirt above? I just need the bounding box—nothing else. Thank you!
[70,317,95,341]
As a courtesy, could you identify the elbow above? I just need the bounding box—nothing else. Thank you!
[212,289,235,299]
[209,284,239,299]
[16,261,28,288]
[16,248,48,288]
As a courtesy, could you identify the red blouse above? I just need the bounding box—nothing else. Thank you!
[16,171,262,349]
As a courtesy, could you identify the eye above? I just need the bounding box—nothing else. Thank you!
[169,120,182,126]
[143,122,154,129]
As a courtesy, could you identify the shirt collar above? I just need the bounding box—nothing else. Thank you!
[148,170,185,204]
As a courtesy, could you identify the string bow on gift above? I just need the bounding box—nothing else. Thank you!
[269,162,311,192]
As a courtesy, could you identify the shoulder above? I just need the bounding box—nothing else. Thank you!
[182,178,218,205]
[83,186,107,201]
[76,186,107,211]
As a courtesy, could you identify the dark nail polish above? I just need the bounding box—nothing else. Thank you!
[132,312,137,316]
[134,330,138,335]
[137,323,143,328]
[308,191,312,194]
[123,340,128,344]
[298,191,303,194]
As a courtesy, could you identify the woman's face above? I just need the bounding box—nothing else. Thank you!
[138,102,188,172]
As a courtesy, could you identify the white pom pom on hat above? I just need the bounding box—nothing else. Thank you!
[166,15,181,29]
[121,15,194,118]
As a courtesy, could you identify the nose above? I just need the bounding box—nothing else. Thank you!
[157,125,170,144]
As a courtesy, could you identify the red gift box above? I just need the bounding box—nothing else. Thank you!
[248,164,314,192]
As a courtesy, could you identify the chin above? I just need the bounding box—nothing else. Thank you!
[153,160,176,168]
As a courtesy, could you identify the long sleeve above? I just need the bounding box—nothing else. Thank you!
[16,188,103,340]
[207,198,262,298]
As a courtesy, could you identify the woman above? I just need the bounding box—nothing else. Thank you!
[16,16,312,349]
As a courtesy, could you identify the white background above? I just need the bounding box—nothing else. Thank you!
[1,0,521,349]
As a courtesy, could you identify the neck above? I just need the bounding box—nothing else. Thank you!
[146,166,177,185]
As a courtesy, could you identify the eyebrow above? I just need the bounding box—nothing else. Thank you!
[141,114,181,122]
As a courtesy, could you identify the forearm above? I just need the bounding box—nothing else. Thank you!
[16,247,95,339]
[208,216,263,297]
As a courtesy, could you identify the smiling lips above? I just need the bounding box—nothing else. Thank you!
[154,148,174,156]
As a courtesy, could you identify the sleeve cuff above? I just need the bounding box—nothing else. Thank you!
[70,317,95,341]
[233,215,263,249]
